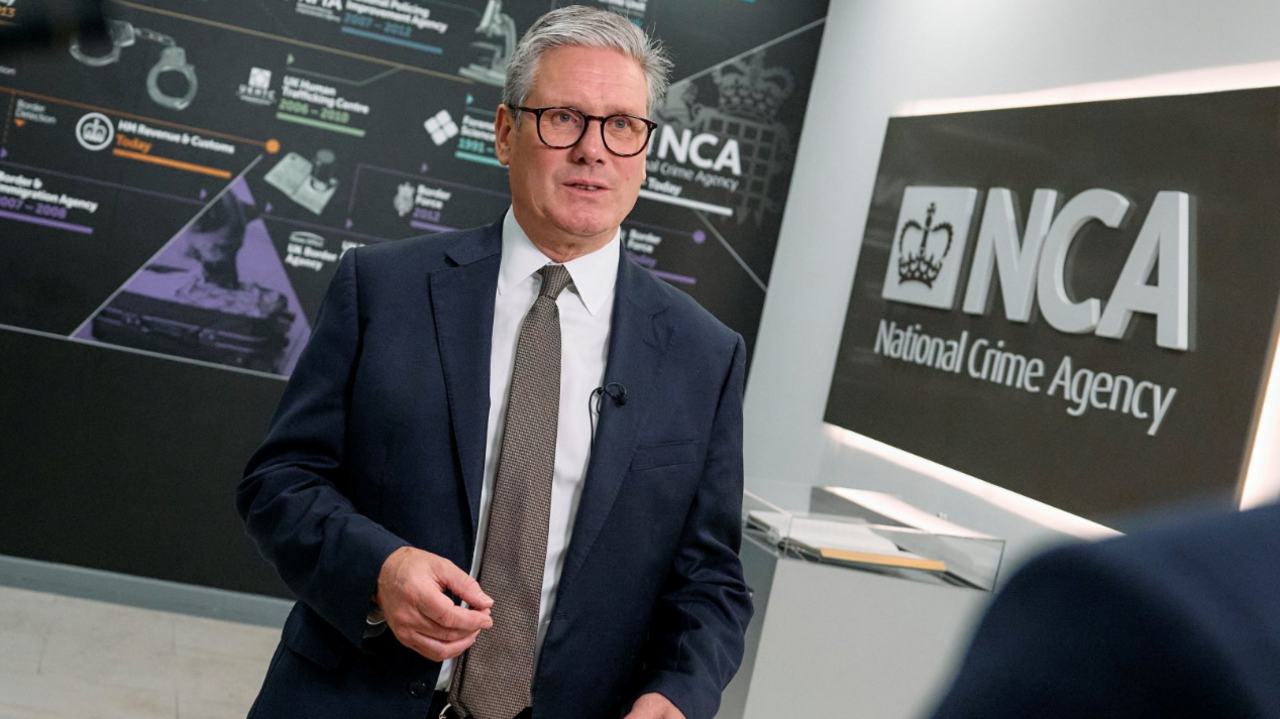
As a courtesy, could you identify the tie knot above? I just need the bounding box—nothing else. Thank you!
[538,264,572,300]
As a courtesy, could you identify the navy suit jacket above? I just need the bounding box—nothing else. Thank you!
[236,219,753,719]
[929,502,1280,719]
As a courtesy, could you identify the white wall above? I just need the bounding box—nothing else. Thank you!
[743,0,1280,567]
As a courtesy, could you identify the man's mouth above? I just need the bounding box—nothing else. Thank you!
[566,181,607,192]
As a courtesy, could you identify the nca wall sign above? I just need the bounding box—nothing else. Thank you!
[826,88,1280,522]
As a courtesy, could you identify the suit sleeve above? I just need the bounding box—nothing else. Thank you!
[928,544,1254,719]
[637,334,754,719]
[236,249,409,648]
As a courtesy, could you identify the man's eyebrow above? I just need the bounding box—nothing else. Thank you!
[542,102,647,116]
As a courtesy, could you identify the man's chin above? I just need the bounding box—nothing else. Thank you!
[554,217,621,244]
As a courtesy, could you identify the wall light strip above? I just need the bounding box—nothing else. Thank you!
[895,60,1280,117]
[826,425,1120,540]
[1240,314,1280,508]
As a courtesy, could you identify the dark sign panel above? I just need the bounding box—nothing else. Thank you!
[826,88,1280,523]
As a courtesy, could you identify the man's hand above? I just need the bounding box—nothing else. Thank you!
[375,546,494,662]
[623,693,686,719]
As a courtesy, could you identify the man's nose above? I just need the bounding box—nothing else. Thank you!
[571,118,608,164]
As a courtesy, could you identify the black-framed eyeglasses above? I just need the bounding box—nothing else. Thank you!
[512,105,658,157]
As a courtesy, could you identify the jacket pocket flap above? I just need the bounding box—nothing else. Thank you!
[630,440,699,472]
[282,604,349,671]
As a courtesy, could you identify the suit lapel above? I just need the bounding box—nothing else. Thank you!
[558,253,672,592]
[429,221,502,546]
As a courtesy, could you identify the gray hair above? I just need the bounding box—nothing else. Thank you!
[503,6,672,117]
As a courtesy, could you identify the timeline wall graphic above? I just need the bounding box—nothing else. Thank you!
[0,0,830,376]
[0,0,829,596]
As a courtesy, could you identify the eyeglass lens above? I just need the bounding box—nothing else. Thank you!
[538,108,651,156]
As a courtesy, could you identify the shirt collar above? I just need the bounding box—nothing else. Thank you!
[498,206,620,316]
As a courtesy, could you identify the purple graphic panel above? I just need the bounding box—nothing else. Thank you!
[76,179,311,376]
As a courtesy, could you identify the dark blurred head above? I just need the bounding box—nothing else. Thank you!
[0,0,107,58]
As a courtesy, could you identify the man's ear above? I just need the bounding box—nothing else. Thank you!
[494,104,515,167]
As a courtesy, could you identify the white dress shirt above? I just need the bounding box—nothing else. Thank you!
[436,207,620,689]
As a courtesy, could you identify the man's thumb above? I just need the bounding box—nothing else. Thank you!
[437,561,494,610]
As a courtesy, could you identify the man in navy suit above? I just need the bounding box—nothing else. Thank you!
[236,7,751,719]
[929,502,1280,718]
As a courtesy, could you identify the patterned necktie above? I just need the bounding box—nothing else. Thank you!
[449,264,573,719]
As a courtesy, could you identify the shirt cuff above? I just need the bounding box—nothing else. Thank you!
[363,604,388,639]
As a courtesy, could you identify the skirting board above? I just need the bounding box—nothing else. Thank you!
[0,554,293,628]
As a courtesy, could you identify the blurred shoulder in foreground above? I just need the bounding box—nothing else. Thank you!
[929,502,1280,719]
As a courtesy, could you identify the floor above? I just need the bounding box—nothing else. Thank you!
[0,584,280,719]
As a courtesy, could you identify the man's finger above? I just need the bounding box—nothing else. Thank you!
[417,613,483,642]
[406,627,480,662]
[416,583,494,632]
[434,559,495,610]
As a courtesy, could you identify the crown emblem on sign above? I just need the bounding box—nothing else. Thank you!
[897,203,955,287]
[82,119,109,144]
[712,52,795,122]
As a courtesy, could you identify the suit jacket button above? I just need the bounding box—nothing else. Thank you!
[408,679,429,698]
